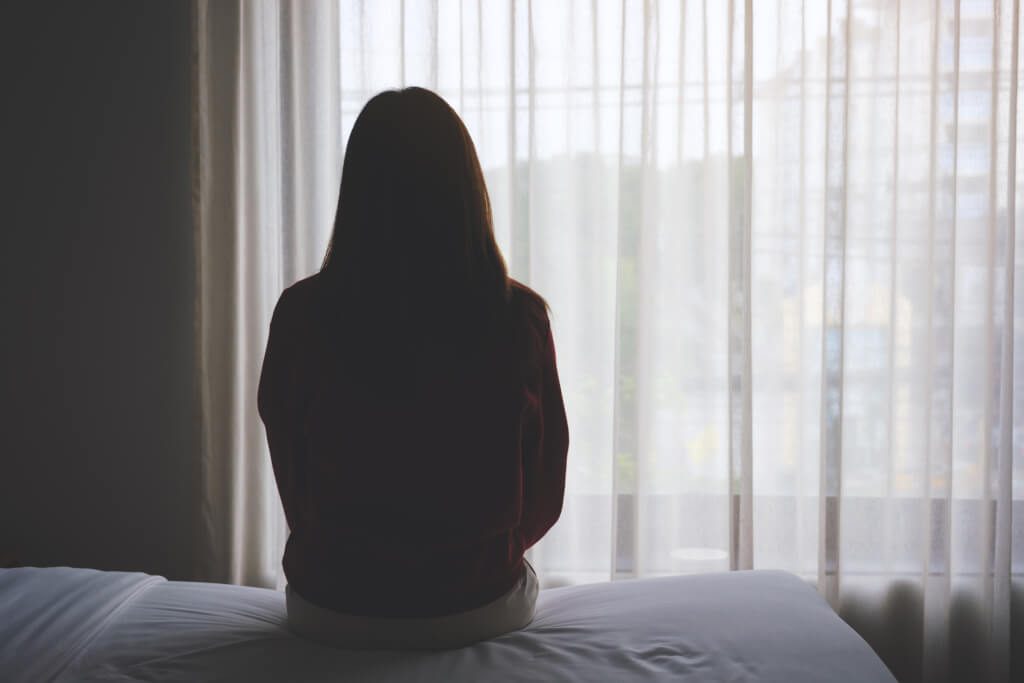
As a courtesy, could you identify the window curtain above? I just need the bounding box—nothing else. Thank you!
[194,1,1023,681]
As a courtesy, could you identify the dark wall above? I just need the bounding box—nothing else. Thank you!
[1,2,198,579]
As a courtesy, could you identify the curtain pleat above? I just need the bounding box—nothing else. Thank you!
[993,4,1019,681]
[195,1,1024,679]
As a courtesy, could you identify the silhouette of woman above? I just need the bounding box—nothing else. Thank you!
[258,87,569,650]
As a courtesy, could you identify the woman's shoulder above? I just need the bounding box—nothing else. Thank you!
[274,272,325,313]
[267,273,328,340]
[507,279,550,333]
[282,272,325,302]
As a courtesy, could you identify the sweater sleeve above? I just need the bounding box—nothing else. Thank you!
[519,322,570,550]
[257,289,303,532]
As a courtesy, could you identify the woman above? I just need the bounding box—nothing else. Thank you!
[257,88,569,650]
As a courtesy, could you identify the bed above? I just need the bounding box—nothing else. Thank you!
[0,566,895,682]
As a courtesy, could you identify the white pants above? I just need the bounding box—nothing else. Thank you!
[286,562,538,651]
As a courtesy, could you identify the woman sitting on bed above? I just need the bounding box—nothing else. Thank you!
[257,87,569,651]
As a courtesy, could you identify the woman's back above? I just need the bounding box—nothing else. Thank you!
[258,273,567,619]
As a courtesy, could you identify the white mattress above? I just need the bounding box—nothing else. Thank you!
[0,566,895,682]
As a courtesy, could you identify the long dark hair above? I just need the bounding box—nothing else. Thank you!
[320,88,514,373]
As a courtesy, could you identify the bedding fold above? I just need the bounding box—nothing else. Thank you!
[0,567,163,683]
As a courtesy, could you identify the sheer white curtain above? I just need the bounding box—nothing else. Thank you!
[195,1,1023,681]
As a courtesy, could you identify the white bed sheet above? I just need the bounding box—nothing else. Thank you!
[0,566,895,682]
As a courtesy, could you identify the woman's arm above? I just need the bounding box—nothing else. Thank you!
[519,322,569,550]
[257,289,304,531]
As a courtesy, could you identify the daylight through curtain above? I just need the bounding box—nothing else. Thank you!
[195,2,1024,680]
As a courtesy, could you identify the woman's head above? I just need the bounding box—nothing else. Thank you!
[322,88,508,316]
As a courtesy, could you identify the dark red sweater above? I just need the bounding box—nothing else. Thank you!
[257,275,569,618]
